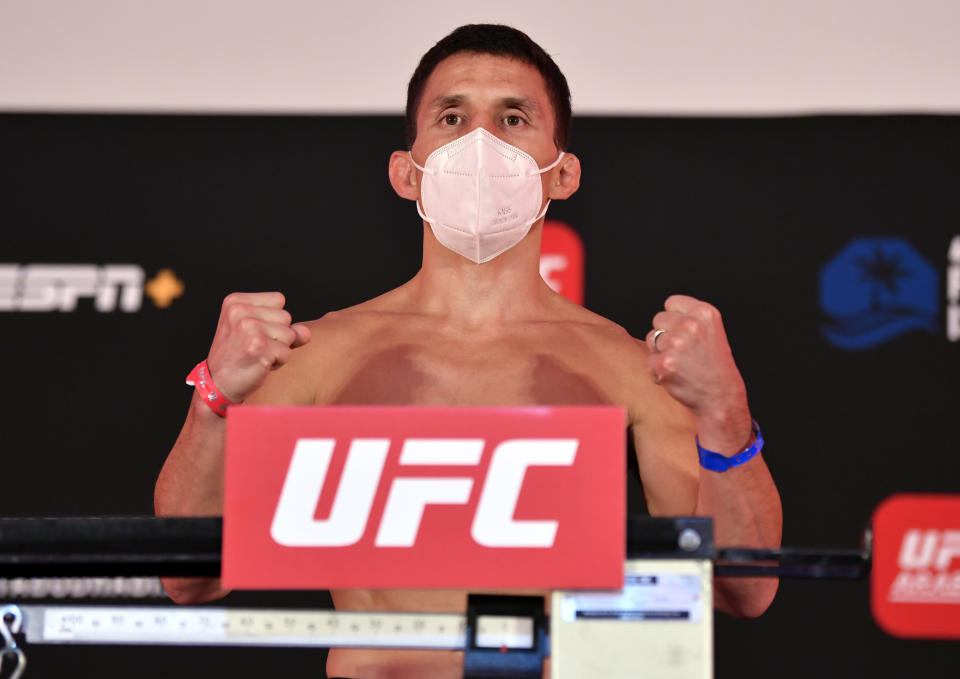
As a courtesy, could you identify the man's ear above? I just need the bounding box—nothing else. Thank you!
[548,153,581,200]
[389,150,420,201]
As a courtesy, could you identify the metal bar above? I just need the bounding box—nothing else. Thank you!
[714,546,870,580]
[0,516,871,580]
[716,547,868,564]
[626,516,714,559]
[0,516,719,578]
[0,518,220,578]
[713,564,868,579]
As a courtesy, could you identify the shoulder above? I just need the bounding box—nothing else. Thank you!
[550,297,650,375]
[246,292,407,406]
[302,307,384,346]
[286,299,401,373]
[300,285,415,346]
[553,300,690,429]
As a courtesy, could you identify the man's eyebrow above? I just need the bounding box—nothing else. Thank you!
[501,96,539,114]
[429,95,466,111]
[426,94,541,114]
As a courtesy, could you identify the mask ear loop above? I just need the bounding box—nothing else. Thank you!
[408,152,433,174]
[525,151,566,224]
[534,151,565,175]
[415,199,434,223]
[408,153,437,223]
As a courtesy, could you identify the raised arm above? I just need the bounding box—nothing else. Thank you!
[154,292,312,604]
[633,295,782,618]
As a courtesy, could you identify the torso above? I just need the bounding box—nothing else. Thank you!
[250,283,674,679]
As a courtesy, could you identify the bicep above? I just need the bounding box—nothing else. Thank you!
[628,399,700,516]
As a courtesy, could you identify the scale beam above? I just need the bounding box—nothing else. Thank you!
[0,516,868,579]
[0,515,875,679]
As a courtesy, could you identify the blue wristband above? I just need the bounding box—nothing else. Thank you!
[697,420,764,472]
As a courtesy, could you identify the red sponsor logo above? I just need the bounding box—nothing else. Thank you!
[871,494,960,638]
[223,407,624,590]
[540,221,584,305]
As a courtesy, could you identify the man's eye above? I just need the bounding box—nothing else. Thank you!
[504,115,524,127]
[444,114,461,126]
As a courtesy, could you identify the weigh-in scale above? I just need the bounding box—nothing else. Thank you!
[0,515,870,679]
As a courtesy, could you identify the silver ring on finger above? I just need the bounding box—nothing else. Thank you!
[652,328,667,353]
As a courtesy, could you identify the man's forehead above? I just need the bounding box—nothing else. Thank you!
[421,53,550,110]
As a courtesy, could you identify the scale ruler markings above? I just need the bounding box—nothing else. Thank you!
[22,606,533,650]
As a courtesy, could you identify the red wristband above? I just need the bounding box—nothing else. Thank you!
[185,360,236,417]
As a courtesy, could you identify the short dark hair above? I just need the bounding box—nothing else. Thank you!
[405,24,572,151]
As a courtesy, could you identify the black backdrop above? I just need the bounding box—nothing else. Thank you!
[1,113,958,676]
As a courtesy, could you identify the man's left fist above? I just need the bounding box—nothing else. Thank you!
[645,295,749,425]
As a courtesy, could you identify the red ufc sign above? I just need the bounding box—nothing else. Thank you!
[871,494,960,639]
[540,220,584,305]
[223,407,625,590]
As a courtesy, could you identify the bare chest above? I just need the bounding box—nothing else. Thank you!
[324,341,611,407]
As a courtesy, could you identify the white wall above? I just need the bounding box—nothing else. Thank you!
[2,0,958,115]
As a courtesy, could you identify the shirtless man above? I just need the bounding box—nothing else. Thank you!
[155,24,782,679]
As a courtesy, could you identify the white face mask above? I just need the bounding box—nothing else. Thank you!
[410,128,564,264]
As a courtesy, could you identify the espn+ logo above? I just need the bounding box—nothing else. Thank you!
[888,529,960,603]
[270,437,577,549]
[0,264,143,312]
[0,264,184,312]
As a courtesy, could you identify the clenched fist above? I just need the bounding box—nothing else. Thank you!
[206,292,311,403]
[645,295,749,437]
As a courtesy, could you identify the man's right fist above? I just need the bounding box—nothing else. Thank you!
[205,292,311,403]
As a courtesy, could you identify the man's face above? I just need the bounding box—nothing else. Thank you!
[410,52,559,170]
